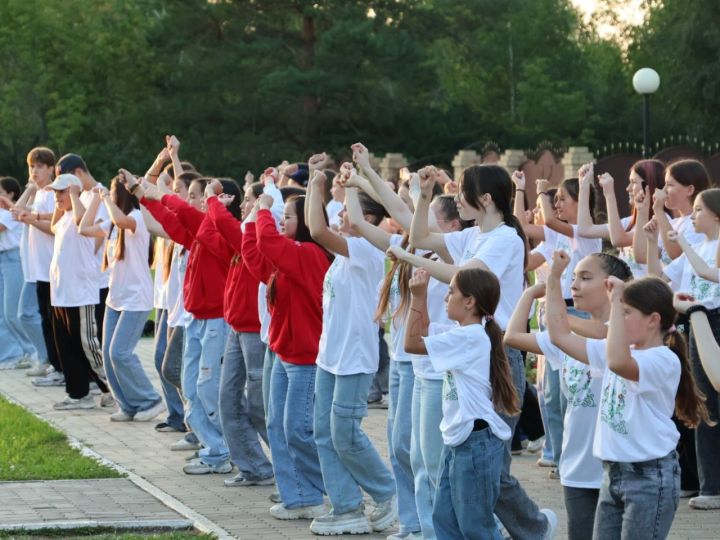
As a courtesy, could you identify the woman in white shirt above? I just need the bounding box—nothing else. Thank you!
[648,187,720,510]
[306,161,397,536]
[404,267,519,539]
[0,177,32,368]
[505,252,633,540]
[546,251,710,539]
[79,176,163,422]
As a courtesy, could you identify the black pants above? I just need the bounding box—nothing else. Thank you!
[368,326,390,402]
[35,281,61,372]
[51,303,108,399]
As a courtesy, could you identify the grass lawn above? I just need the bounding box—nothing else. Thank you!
[0,532,213,540]
[0,396,120,481]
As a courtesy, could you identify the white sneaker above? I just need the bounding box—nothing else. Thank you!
[689,495,720,510]
[387,532,422,540]
[32,368,65,387]
[541,508,558,539]
[272,502,327,521]
[89,382,102,396]
[526,435,545,454]
[0,356,25,370]
[309,506,370,533]
[15,355,33,369]
[53,395,96,410]
[100,393,115,408]
[110,410,134,422]
[370,496,398,532]
[536,457,556,468]
[182,460,232,475]
[171,437,201,451]
[26,362,50,377]
[134,401,166,422]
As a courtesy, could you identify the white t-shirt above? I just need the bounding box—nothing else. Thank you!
[443,224,525,330]
[424,322,511,446]
[326,200,344,228]
[258,282,271,344]
[49,212,100,307]
[80,190,110,290]
[531,226,559,285]
[586,339,680,463]
[0,209,22,251]
[536,331,603,488]
[101,210,153,312]
[548,225,602,299]
[316,236,385,375]
[22,189,56,282]
[167,245,190,328]
[617,216,647,278]
[664,239,720,308]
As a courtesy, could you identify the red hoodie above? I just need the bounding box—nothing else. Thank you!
[206,196,261,333]
[141,195,232,320]
[242,209,331,365]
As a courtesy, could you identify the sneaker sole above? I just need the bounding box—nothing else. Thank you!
[310,518,371,534]
[53,404,95,410]
[371,512,398,532]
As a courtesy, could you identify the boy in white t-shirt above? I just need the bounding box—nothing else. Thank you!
[48,173,110,410]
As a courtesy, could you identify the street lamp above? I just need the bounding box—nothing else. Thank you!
[632,68,660,158]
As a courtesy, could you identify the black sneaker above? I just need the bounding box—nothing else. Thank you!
[155,421,187,433]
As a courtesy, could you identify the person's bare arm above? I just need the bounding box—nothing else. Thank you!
[504,284,545,354]
[653,187,682,260]
[668,230,719,282]
[605,278,639,381]
[537,178,574,237]
[599,173,633,247]
[512,171,545,241]
[632,188,651,264]
[674,294,720,391]
[404,268,431,355]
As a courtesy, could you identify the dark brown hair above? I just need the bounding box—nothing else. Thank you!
[622,277,712,428]
[454,268,520,416]
[699,187,720,218]
[102,177,140,271]
[561,177,596,223]
[667,159,711,202]
[460,165,529,269]
[627,159,666,231]
[0,177,22,201]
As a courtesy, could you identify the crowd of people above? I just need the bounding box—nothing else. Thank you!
[1,136,720,540]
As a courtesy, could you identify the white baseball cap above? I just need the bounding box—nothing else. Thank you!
[47,174,83,191]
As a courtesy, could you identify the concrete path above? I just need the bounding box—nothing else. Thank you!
[1,338,718,539]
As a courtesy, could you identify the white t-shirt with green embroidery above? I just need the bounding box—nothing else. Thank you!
[618,217,647,278]
[423,322,511,446]
[548,224,602,299]
[316,236,385,375]
[586,339,680,463]
[663,239,720,308]
[536,331,603,488]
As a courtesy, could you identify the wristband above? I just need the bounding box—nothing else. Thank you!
[685,305,709,317]
[516,188,525,192]
[129,184,141,194]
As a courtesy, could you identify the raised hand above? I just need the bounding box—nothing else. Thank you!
[652,187,668,214]
[667,230,679,243]
[0,195,13,210]
[351,143,370,170]
[68,183,82,197]
[550,250,570,279]
[418,165,437,197]
[218,193,235,207]
[605,275,626,303]
[206,178,223,197]
[408,267,430,297]
[634,185,649,211]
[258,193,274,209]
[673,292,700,314]
[166,135,180,156]
[643,217,660,242]
[118,168,138,189]
[578,163,593,187]
[308,153,329,172]
[598,173,615,196]
[262,167,279,185]
[536,178,550,195]
[526,282,546,299]
[386,244,408,264]
[436,169,452,186]
[244,171,254,185]
[310,169,327,188]
[511,170,526,190]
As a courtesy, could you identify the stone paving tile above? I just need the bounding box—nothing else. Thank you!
[0,479,183,525]
[1,337,718,539]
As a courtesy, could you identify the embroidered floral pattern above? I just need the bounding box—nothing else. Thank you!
[600,373,629,435]
[563,362,596,408]
[443,371,458,401]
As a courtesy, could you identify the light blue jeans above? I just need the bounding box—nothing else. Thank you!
[314,367,395,514]
[410,376,444,540]
[593,451,680,540]
[543,365,566,465]
[388,361,420,535]
[262,346,276,417]
[219,330,273,479]
[103,307,160,415]
[18,281,47,362]
[153,309,185,430]
[0,249,33,363]
[267,357,325,508]
[183,317,229,466]
[433,428,505,540]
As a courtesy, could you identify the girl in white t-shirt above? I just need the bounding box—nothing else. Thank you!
[79,176,162,422]
[546,251,710,539]
[505,252,633,540]
[404,266,519,539]
[305,159,396,536]
[648,187,720,510]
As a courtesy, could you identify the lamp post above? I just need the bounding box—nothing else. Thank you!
[632,68,660,158]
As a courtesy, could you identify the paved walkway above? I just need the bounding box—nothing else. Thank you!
[1,338,719,539]
[0,478,190,531]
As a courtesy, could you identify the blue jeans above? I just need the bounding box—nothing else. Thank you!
[102,307,160,414]
[18,281,47,362]
[183,317,229,466]
[433,429,505,540]
[593,452,680,540]
[0,249,32,363]
[154,309,185,429]
[388,361,420,535]
[543,365,566,465]
[267,357,324,508]
[262,346,276,417]
[495,346,548,540]
[219,330,273,479]
[314,367,395,514]
[411,376,444,540]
